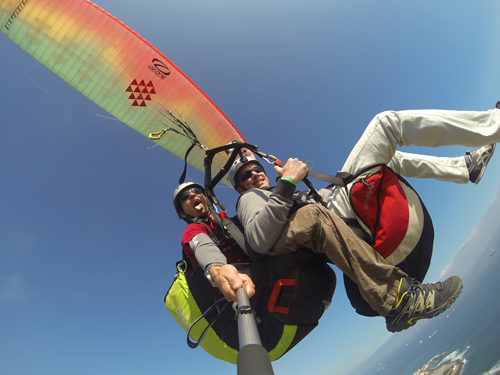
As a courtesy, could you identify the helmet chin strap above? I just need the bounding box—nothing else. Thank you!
[192,216,210,224]
[181,213,210,224]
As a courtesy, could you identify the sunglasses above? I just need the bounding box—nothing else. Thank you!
[179,187,204,203]
[239,166,265,182]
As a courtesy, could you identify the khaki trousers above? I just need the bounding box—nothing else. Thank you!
[272,204,406,316]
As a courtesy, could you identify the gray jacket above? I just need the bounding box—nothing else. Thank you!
[236,179,334,254]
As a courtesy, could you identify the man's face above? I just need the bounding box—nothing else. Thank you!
[236,162,270,193]
[179,187,209,218]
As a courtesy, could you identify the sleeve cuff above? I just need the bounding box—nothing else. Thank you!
[274,178,297,200]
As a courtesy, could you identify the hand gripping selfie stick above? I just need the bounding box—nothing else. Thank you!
[236,288,275,375]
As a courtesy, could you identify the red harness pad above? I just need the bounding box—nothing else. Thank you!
[350,166,409,259]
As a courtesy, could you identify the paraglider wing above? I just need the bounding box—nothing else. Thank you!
[0,0,244,184]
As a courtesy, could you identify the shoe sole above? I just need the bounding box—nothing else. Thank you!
[387,278,463,333]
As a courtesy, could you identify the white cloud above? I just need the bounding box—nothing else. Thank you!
[439,262,454,280]
[439,185,500,280]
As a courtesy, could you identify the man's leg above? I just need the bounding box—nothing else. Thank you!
[272,204,405,316]
[387,151,468,184]
[272,204,463,331]
[342,108,500,177]
[327,109,499,218]
[387,145,495,184]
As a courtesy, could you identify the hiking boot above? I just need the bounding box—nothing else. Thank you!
[385,276,463,333]
[465,144,496,184]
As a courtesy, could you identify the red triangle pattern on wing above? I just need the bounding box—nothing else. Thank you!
[126,79,156,107]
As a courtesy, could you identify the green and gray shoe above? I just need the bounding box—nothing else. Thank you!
[386,276,463,333]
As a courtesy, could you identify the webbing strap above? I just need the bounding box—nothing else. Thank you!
[178,143,196,184]
[221,216,249,253]
[307,170,352,187]
[301,176,328,208]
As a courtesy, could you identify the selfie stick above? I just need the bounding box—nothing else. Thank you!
[236,288,275,375]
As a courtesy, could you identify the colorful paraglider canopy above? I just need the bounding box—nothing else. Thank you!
[0,0,245,186]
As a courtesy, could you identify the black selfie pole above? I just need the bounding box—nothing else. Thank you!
[236,288,275,375]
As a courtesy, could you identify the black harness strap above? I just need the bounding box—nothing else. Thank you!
[301,176,328,208]
[201,222,225,248]
[178,143,197,184]
[221,216,249,254]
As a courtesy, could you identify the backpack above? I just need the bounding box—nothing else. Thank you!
[342,164,434,316]
[164,249,336,364]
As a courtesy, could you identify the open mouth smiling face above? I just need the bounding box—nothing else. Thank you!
[191,195,205,213]
[181,191,208,218]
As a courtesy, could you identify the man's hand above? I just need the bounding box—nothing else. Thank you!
[209,264,255,302]
[274,158,308,184]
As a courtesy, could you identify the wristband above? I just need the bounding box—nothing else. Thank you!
[280,176,297,186]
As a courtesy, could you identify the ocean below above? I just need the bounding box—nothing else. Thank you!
[352,243,500,375]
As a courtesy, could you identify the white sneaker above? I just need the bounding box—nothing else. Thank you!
[465,144,496,184]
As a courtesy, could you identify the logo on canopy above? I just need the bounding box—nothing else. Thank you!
[126,79,156,107]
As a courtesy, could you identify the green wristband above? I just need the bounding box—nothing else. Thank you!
[281,176,297,185]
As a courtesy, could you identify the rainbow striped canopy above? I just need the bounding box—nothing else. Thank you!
[0,0,245,185]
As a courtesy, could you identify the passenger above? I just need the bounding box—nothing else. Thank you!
[226,105,500,331]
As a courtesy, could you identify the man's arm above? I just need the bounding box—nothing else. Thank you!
[189,233,255,301]
[189,233,227,269]
[237,180,295,253]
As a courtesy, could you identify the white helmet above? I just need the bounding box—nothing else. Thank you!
[227,156,265,189]
[172,182,204,217]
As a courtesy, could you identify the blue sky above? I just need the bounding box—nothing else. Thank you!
[1,1,500,374]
